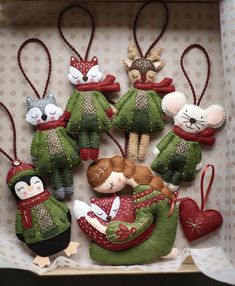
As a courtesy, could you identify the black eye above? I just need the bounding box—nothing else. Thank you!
[185,109,188,112]
[201,116,204,119]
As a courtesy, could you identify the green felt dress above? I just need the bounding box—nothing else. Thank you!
[151,131,202,185]
[113,88,164,134]
[89,184,178,265]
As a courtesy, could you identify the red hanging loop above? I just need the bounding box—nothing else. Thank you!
[133,1,169,59]
[17,38,52,99]
[58,4,95,61]
[200,164,215,211]
[0,103,19,165]
[180,44,211,106]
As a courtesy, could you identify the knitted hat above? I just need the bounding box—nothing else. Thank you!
[6,160,37,189]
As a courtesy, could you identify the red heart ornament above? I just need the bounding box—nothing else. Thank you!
[179,198,223,242]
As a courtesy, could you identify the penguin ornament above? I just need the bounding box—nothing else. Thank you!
[0,103,79,268]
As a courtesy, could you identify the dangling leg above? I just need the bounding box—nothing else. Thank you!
[138,133,150,160]
[79,131,90,161]
[50,165,65,201]
[61,164,74,198]
[128,132,138,160]
[33,256,50,268]
[90,132,100,161]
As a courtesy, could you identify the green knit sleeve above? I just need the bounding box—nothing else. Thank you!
[157,131,175,152]
[31,132,40,163]
[15,209,22,234]
[96,91,110,111]
[65,90,78,113]
[150,91,163,116]
[50,196,69,213]
[115,88,136,111]
[194,142,202,164]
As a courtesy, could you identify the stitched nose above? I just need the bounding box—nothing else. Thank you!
[106,215,112,222]
[41,114,47,121]
[83,76,88,82]
[189,117,196,124]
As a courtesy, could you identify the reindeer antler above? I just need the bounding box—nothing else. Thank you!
[147,47,163,62]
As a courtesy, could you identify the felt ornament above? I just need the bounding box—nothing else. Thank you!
[18,38,81,200]
[0,103,79,268]
[179,164,223,242]
[74,156,178,265]
[151,44,226,192]
[113,2,175,161]
[58,4,120,161]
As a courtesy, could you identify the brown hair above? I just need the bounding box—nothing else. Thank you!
[87,156,172,199]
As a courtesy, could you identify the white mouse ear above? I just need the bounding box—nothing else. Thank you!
[162,92,187,117]
[206,105,226,128]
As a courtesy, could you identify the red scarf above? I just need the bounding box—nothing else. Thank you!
[173,125,216,146]
[75,75,120,93]
[18,190,51,229]
[134,77,175,93]
[36,111,71,131]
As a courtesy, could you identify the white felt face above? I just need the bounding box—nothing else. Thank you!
[174,104,208,133]
[26,103,63,125]
[68,65,102,85]
[94,172,127,193]
[14,176,44,200]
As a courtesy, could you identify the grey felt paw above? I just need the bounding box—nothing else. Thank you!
[54,187,66,200]
[65,186,74,198]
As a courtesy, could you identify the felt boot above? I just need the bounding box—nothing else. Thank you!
[90,148,99,161]
[54,187,66,201]
[64,186,73,198]
[33,256,50,268]
[80,148,90,161]
[64,241,80,256]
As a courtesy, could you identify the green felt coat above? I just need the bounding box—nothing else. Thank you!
[89,185,178,265]
[65,90,113,136]
[31,127,80,176]
[113,88,164,134]
[15,196,70,244]
[151,130,202,182]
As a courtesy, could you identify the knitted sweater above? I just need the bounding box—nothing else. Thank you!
[65,90,113,135]
[31,126,80,176]
[15,195,70,244]
[113,88,164,134]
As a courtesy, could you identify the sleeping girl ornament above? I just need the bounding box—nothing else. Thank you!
[74,156,178,265]
[151,44,226,191]
[18,39,80,201]
[58,4,120,161]
[0,103,79,268]
[113,2,175,160]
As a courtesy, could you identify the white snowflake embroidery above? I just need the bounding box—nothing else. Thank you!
[186,218,203,233]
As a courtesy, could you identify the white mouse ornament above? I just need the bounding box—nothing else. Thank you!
[151,44,226,191]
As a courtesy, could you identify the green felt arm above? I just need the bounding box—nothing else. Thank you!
[96,91,110,111]
[194,143,202,168]
[50,195,69,213]
[15,209,23,235]
[115,88,136,111]
[156,131,175,152]
[150,91,163,116]
[65,90,78,113]
[30,132,40,163]
[106,211,154,244]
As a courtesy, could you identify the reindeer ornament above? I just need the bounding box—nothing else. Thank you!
[113,2,175,160]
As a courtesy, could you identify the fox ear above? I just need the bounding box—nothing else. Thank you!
[162,92,186,117]
[70,56,79,66]
[26,96,34,110]
[91,56,98,65]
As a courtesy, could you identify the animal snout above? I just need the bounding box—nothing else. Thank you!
[83,76,88,82]
[106,215,112,222]
[189,117,196,124]
[41,114,47,121]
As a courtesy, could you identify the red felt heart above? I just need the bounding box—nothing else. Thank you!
[179,198,223,242]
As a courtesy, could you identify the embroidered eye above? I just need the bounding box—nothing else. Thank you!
[72,75,79,79]
[34,180,40,184]
[17,187,25,191]
[91,74,97,78]
[31,114,39,120]
[49,111,56,115]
